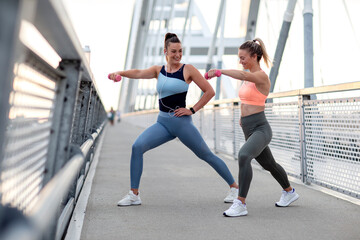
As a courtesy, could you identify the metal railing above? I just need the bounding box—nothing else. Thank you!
[123,82,360,199]
[0,0,107,239]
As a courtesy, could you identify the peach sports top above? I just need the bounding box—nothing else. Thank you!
[238,81,267,106]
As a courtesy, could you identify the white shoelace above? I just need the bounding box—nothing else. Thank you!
[230,200,244,209]
[280,189,294,202]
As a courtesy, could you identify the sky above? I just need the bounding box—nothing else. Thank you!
[60,0,247,111]
[62,0,135,111]
[61,0,360,110]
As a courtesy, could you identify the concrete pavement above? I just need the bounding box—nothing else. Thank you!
[79,121,360,240]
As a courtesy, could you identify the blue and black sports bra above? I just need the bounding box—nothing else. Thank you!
[156,64,189,112]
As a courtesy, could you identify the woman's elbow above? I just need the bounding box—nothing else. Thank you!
[206,88,215,97]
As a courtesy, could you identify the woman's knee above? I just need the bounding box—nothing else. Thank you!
[190,143,213,161]
[197,151,213,162]
[132,140,146,154]
[260,162,272,171]
[238,151,252,168]
[257,156,277,172]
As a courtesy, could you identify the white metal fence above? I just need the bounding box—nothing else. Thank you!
[123,83,360,199]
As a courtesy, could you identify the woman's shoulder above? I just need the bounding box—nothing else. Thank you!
[183,63,196,72]
[151,65,163,73]
[182,64,196,83]
[253,69,269,78]
[148,65,163,79]
[254,70,270,85]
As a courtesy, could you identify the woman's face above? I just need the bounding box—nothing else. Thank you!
[166,43,182,64]
[238,49,257,70]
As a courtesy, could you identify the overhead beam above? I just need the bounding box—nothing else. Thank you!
[269,0,297,93]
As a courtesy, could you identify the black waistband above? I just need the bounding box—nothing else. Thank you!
[159,92,187,112]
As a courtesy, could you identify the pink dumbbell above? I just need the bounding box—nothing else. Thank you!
[204,70,221,80]
[108,74,122,82]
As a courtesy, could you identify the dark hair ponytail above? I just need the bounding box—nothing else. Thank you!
[164,33,181,51]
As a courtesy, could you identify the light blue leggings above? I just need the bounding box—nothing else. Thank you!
[130,111,235,189]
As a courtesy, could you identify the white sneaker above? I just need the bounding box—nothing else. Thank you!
[223,199,248,217]
[117,190,142,206]
[224,187,239,203]
[275,188,299,207]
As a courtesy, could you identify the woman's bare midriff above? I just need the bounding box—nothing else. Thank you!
[240,104,265,117]
[239,104,264,126]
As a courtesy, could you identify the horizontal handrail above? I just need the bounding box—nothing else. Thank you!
[25,46,66,79]
[81,123,105,156]
[123,109,159,117]
[267,81,360,99]
[211,81,360,105]
[123,81,360,116]
[28,154,84,238]
[80,139,93,157]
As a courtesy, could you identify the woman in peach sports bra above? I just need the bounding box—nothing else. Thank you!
[206,38,299,217]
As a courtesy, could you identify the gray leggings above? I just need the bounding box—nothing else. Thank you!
[239,111,290,198]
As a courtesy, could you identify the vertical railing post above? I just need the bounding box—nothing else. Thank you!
[95,97,100,127]
[199,109,203,135]
[77,80,92,144]
[214,106,218,152]
[90,93,97,131]
[86,87,95,136]
[43,59,82,240]
[92,94,99,131]
[92,92,98,130]
[233,102,238,160]
[95,96,100,127]
[53,60,82,173]
[44,59,83,184]
[44,74,65,186]
[298,95,310,184]
[85,87,95,137]
[70,82,83,146]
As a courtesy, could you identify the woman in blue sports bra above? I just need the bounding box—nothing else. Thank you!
[108,33,239,207]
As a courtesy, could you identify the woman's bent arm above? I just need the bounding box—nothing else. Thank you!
[186,64,215,112]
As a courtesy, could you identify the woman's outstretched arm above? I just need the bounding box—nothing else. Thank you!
[108,65,161,80]
[207,69,268,85]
